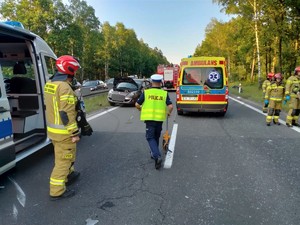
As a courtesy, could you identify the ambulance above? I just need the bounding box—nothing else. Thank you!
[0,21,57,175]
[176,56,229,116]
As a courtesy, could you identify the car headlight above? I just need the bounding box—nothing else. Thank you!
[108,89,113,97]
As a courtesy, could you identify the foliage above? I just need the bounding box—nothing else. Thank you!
[0,0,168,81]
[197,0,300,84]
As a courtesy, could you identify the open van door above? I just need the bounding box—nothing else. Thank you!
[0,65,16,174]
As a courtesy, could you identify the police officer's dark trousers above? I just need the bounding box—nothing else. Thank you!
[145,121,162,159]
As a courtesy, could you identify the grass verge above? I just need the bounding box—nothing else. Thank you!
[84,93,110,114]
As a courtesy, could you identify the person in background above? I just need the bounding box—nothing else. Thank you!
[285,67,300,127]
[44,55,81,200]
[135,74,173,170]
[264,73,285,126]
[262,72,274,113]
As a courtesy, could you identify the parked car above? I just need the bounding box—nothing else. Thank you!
[107,77,150,106]
[81,80,107,91]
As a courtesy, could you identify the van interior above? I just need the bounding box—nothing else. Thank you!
[0,39,47,153]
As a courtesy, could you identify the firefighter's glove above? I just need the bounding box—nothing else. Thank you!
[264,100,269,105]
[285,95,290,101]
[81,123,93,136]
[76,110,93,136]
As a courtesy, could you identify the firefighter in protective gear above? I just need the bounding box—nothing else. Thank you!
[135,74,173,170]
[285,67,300,127]
[44,55,81,200]
[265,73,285,126]
[262,73,274,113]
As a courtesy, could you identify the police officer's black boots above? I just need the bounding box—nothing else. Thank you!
[155,157,162,170]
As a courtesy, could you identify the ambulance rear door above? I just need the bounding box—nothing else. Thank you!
[0,65,16,174]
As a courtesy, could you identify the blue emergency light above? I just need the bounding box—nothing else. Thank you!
[1,21,24,28]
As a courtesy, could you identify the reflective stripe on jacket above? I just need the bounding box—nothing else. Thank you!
[44,80,79,141]
[265,82,285,101]
[140,89,167,121]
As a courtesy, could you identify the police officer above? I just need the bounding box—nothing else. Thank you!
[285,67,300,127]
[44,55,81,200]
[262,73,274,113]
[135,74,173,170]
[264,73,285,126]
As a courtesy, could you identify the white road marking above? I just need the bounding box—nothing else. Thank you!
[164,123,178,169]
[87,107,119,122]
[12,204,18,221]
[8,177,26,207]
[229,96,300,133]
[86,218,99,225]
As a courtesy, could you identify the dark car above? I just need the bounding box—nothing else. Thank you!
[107,77,151,106]
[81,80,107,91]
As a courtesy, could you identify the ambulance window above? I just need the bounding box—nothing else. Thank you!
[203,67,223,89]
[182,67,223,89]
[182,68,202,85]
[44,56,56,81]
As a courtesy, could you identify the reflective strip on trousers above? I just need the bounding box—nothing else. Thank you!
[50,177,65,186]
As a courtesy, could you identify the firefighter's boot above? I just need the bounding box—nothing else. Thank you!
[66,171,80,186]
[50,189,75,201]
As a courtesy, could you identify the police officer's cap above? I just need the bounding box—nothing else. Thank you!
[150,74,163,82]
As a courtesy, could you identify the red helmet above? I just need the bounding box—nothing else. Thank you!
[294,66,300,75]
[56,55,81,75]
[274,73,282,80]
[267,73,274,79]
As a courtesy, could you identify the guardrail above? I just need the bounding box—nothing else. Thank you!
[81,88,109,97]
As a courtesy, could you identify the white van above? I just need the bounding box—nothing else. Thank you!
[0,21,57,175]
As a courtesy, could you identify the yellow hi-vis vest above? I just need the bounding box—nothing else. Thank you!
[140,88,167,121]
[44,80,79,141]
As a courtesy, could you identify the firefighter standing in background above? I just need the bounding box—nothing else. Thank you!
[44,55,81,200]
[135,74,173,170]
[285,67,300,127]
[262,72,274,113]
[264,73,285,126]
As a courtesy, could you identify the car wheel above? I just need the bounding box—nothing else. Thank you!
[109,102,115,106]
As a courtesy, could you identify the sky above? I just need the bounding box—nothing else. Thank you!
[78,0,231,64]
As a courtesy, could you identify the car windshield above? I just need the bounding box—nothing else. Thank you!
[182,67,223,89]
[83,81,97,87]
[116,82,138,91]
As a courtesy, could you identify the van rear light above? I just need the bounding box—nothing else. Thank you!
[225,87,229,99]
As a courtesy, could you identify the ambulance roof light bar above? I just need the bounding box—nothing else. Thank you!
[0,21,25,29]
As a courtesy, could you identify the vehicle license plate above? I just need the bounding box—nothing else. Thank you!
[182,97,197,100]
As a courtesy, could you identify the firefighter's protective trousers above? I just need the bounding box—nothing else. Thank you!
[50,139,76,196]
[285,75,300,125]
[286,97,300,125]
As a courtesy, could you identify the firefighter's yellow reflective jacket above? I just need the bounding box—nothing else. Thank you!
[285,75,300,97]
[262,79,271,93]
[265,81,285,101]
[44,80,79,141]
[140,88,167,121]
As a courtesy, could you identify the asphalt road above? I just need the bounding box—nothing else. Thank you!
[0,93,300,225]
